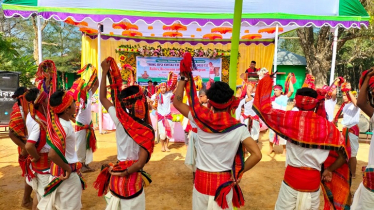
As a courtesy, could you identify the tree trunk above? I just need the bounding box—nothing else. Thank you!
[31,17,48,65]
[61,72,65,89]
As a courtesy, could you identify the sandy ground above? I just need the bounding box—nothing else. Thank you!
[0,128,371,210]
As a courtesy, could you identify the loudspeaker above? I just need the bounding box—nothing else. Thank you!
[0,71,20,124]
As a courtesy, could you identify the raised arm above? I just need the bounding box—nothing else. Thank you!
[99,59,113,111]
[357,69,374,117]
[173,79,190,117]
[235,99,245,120]
[90,79,99,94]
[286,79,294,98]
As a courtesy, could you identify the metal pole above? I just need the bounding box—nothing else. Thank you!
[98,24,103,134]
[228,0,243,92]
[330,27,339,85]
[273,24,279,84]
[37,16,43,64]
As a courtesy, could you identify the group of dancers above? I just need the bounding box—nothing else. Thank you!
[7,52,374,210]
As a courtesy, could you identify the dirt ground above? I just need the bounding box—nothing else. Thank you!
[0,129,371,210]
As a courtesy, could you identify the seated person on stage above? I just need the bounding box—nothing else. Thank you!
[173,52,262,210]
[352,68,374,210]
[93,58,154,210]
[254,75,351,210]
[245,61,259,74]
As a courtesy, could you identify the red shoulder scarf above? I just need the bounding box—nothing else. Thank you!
[254,76,352,210]
[181,52,245,209]
[106,57,155,162]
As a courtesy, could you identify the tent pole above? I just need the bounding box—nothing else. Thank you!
[37,16,43,64]
[228,0,243,92]
[98,24,103,134]
[330,27,339,85]
[273,24,279,84]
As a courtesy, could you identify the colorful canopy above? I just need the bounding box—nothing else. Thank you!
[2,0,370,42]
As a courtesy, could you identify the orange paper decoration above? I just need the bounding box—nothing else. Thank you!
[122,30,143,37]
[112,22,139,30]
[163,32,183,37]
[163,22,187,31]
[148,26,153,30]
[203,33,223,40]
[191,35,195,38]
[109,32,114,35]
[196,28,202,32]
[211,27,232,34]
[244,30,249,33]
[79,28,98,34]
[64,17,88,27]
[258,27,284,34]
[241,34,262,39]
[151,34,155,37]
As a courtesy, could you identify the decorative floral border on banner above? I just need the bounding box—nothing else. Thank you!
[115,44,236,59]
[115,45,235,83]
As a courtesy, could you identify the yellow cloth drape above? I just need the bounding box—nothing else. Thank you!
[81,35,274,86]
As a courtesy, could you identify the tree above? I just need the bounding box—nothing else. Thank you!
[296,0,374,87]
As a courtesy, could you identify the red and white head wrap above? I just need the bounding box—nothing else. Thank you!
[50,92,74,114]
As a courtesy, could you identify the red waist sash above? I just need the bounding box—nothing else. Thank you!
[284,165,320,192]
[348,124,359,136]
[109,160,144,199]
[25,152,50,181]
[31,152,50,174]
[192,127,198,133]
[194,169,231,196]
[241,114,259,122]
[18,147,28,177]
[363,167,374,192]
[44,162,86,196]
[157,113,173,138]
[75,121,97,152]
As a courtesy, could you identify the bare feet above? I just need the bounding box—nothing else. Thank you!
[21,197,32,209]
[81,164,95,173]
[267,150,275,156]
[165,147,170,152]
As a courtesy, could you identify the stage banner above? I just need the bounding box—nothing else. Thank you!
[136,56,222,85]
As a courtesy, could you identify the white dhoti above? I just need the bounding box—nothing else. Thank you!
[157,120,173,140]
[75,129,94,164]
[269,130,287,145]
[193,186,233,210]
[32,173,51,201]
[348,132,359,157]
[351,165,374,210]
[185,131,197,172]
[104,190,145,210]
[37,173,82,210]
[241,118,260,141]
[275,181,320,210]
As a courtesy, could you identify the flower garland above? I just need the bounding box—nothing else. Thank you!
[116,44,235,59]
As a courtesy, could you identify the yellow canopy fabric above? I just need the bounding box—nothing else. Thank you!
[81,35,274,85]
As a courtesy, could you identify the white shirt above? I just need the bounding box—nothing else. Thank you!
[59,118,78,164]
[188,112,251,172]
[325,99,337,122]
[272,95,288,111]
[291,107,299,111]
[236,96,256,120]
[369,114,374,165]
[341,103,360,128]
[76,90,92,125]
[108,106,140,161]
[286,142,330,171]
[151,91,173,116]
[26,113,50,153]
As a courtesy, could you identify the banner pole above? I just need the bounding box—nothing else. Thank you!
[228,0,243,92]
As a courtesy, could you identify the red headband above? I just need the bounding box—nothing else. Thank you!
[208,96,240,111]
[295,95,318,111]
[273,85,282,90]
[51,93,74,114]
